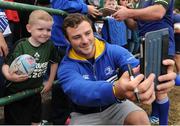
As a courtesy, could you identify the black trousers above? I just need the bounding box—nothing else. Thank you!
[51,84,71,124]
[51,46,71,124]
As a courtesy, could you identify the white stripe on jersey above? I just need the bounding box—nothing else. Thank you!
[106,74,118,83]
[0,12,8,32]
[0,10,11,36]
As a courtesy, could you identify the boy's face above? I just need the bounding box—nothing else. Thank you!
[104,0,117,9]
[26,19,52,45]
[66,21,96,59]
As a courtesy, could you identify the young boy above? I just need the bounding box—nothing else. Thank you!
[2,10,59,125]
[101,0,128,47]
[104,0,118,9]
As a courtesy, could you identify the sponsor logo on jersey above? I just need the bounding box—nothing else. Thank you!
[82,75,90,80]
[104,66,114,76]
[34,52,40,61]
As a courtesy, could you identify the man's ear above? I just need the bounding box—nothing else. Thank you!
[26,24,31,33]
[64,33,70,43]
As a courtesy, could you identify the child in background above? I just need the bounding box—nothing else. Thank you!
[104,0,117,9]
[2,10,59,125]
[101,0,128,47]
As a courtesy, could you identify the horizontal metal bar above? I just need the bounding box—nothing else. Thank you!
[0,80,59,106]
[0,0,68,16]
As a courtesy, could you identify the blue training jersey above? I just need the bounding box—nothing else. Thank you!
[50,0,88,47]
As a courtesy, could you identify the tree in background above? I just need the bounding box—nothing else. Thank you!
[175,0,180,10]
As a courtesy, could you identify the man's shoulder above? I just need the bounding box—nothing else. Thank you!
[154,0,171,9]
[59,56,79,71]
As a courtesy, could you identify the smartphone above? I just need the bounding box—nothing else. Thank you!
[140,28,169,90]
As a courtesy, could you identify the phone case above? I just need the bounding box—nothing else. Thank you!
[140,28,169,90]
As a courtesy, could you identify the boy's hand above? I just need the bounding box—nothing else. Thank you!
[41,81,52,93]
[8,70,28,82]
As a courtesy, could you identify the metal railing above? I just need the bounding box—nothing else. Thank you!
[0,1,64,106]
[0,80,58,106]
[0,86,43,106]
[0,0,68,16]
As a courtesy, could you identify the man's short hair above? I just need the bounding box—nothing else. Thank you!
[62,13,92,38]
[28,10,53,25]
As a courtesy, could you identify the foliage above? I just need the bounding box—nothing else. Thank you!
[175,0,180,9]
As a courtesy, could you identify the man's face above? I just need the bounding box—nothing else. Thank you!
[66,21,96,59]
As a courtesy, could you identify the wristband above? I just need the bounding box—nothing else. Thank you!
[113,82,126,103]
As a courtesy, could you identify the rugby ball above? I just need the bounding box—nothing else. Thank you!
[9,54,36,75]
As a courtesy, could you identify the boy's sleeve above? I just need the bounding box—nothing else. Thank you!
[49,41,60,63]
[4,40,24,65]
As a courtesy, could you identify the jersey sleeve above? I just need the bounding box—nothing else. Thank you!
[154,0,170,9]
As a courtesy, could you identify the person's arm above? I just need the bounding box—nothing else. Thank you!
[113,4,166,21]
[58,62,116,107]
[124,18,138,30]
[109,45,155,104]
[41,63,58,93]
[51,0,88,13]
[51,0,101,17]
[87,5,101,18]
[113,68,156,104]
[0,32,8,57]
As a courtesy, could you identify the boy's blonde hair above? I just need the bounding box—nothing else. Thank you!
[28,10,53,25]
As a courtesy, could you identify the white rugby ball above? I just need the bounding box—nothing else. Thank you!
[9,54,36,75]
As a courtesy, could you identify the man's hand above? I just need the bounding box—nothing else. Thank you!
[112,6,129,21]
[136,73,156,104]
[87,5,102,18]
[114,67,156,104]
[156,59,176,95]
